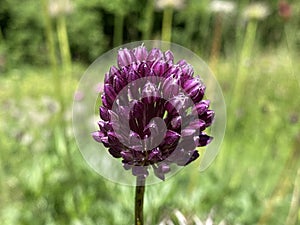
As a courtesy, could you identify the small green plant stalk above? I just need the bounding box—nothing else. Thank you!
[135,176,146,225]
[113,13,124,47]
[142,0,154,40]
[209,13,223,71]
[233,19,257,101]
[162,7,173,43]
[57,14,72,74]
[42,0,65,120]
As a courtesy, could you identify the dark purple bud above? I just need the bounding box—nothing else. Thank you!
[109,147,122,158]
[196,133,213,147]
[184,151,200,165]
[136,62,151,78]
[194,100,210,115]
[107,131,120,145]
[112,75,126,93]
[183,78,200,94]
[161,130,180,147]
[92,131,104,142]
[98,121,112,132]
[185,119,206,132]
[202,110,215,127]
[92,131,109,146]
[121,151,134,162]
[99,106,110,121]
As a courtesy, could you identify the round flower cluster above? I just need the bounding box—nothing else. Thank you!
[93,45,214,180]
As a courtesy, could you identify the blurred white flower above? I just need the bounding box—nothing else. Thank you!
[210,0,236,14]
[243,2,270,20]
[48,0,74,17]
[159,209,227,225]
[155,0,186,10]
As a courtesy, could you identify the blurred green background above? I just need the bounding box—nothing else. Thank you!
[0,0,300,224]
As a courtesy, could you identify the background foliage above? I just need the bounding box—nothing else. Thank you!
[0,0,300,225]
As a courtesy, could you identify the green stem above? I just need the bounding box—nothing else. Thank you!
[57,15,72,73]
[42,0,65,122]
[230,19,257,120]
[142,0,154,40]
[135,176,146,225]
[235,19,257,92]
[209,13,223,71]
[162,7,173,43]
[113,14,124,47]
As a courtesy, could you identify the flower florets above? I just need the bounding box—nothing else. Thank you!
[92,45,214,180]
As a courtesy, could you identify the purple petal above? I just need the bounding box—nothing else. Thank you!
[153,163,170,180]
[133,45,148,61]
[152,59,170,76]
[177,59,188,67]
[202,110,215,127]
[185,119,206,132]
[161,130,180,147]
[92,131,104,142]
[164,50,174,62]
[184,151,200,165]
[194,100,210,115]
[161,76,180,99]
[147,48,164,61]
[108,147,122,158]
[166,94,191,114]
[141,81,160,104]
[107,131,120,145]
[196,134,213,147]
[170,116,181,129]
[118,48,136,68]
[129,131,142,146]
[181,64,194,77]
[109,66,119,76]
[148,148,162,162]
[99,106,109,121]
[132,166,149,178]
[121,151,134,162]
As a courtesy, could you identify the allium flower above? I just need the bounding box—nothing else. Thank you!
[92,45,214,180]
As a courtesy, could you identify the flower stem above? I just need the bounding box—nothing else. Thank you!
[142,0,154,40]
[162,7,173,43]
[135,176,146,225]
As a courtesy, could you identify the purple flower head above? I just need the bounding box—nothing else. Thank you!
[92,45,214,180]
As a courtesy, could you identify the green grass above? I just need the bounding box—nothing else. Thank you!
[0,47,299,225]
